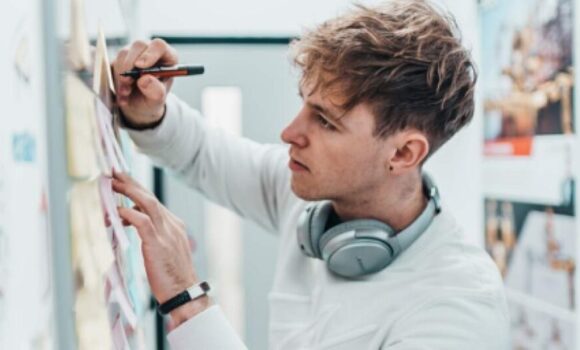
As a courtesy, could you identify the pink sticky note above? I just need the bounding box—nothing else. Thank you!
[95,98,129,173]
[95,98,120,172]
[107,262,138,329]
[112,314,131,350]
[99,176,129,251]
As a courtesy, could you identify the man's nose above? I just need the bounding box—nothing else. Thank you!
[280,109,308,148]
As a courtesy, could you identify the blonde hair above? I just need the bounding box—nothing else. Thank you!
[291,0,477,155]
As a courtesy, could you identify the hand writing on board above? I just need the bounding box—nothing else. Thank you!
[112,39,178,128]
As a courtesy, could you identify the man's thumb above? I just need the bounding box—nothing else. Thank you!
[137,75,166,103]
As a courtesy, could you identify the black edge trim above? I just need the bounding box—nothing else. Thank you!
[89,36,129,47]
[151,36,297,45]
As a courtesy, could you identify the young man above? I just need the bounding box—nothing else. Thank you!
[112,0,510,348]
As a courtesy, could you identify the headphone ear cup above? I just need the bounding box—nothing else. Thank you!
[308,201,334,258]
[319,220,397,278]
[297,201,334,258]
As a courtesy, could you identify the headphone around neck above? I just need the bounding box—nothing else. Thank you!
[297,173,442,278]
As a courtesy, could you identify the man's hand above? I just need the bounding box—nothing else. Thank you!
[112,171,209,327]
[112,39,178,127]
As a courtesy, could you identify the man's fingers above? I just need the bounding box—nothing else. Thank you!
[115,40,147,100]
[134,38,178,69]
[117,207,154,241]
[112,39,177,108]
[136,76,167,104]
[121,40,148,73]
[112,175,162,222]
[111,48,129,96]
[120,204,140,226]
[113,169,143,189]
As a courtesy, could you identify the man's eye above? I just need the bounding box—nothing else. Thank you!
[317,115,335,130]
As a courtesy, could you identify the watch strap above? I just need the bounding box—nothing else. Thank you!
[158,281,210,315]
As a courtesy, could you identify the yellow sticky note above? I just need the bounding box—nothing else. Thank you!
[66,73,110,177]
[93,27,116,108]
[75,286,112,350]
[65,74,102,179]
[69,0,91,70]
[70,180,114,283]
[70,193,99,289]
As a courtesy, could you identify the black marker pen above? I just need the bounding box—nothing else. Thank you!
[121,65,205,79]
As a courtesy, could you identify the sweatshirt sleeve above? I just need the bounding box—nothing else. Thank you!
[380,293,510,350]
[167,305,248,350]
[125,93,296,233]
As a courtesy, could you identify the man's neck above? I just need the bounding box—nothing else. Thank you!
[332,173,427,231]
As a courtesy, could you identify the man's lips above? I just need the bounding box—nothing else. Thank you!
[289,157,309,172]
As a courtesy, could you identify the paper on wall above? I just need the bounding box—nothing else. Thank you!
[95,97,129,174]
[69,0,91,71]
[71,181,115,282]
[92,27,116,108]
[71,192,99,289]
[99,176,129,251]
[75,286,112,350]
[111,314,131,350]
[65,74,101,179]
[107,260,137,329]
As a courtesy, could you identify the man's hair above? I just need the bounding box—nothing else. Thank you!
[291,0,477,156]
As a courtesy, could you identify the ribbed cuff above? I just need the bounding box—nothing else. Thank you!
[167,305,247,350]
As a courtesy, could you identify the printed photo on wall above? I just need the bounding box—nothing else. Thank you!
[480,0,575,156]
[484,197,575,310]
[509,302,574,349]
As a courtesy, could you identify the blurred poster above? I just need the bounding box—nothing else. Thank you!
[480,0,576,348]
[510,302,574,350]
[485,198,576,349]
[481,0,574,156]
[485,200,575,304]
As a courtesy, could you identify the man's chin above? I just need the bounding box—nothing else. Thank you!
[290,181,324,201]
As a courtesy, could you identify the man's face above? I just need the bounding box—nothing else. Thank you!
[281,84,395,201]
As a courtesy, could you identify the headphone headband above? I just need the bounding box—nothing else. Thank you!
[297,172,441,278]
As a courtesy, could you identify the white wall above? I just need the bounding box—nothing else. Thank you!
[424,0,483,246]
[0,0,55,348]
[141,0,381,36]
[140,0,485,245]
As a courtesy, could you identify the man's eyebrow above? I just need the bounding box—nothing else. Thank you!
[308,102,339,121]
[299,89,342,122]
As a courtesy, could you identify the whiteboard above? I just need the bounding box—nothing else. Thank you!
[0,0,55,349]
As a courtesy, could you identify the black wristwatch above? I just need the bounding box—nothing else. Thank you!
[158,281,211,315]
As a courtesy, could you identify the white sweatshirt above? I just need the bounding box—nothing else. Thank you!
[127,94,511,350]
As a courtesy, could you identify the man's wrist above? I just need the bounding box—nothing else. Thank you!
[118,104,167,131]
[169,295,211,327]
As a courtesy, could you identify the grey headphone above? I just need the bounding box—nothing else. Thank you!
[297,173,442,278]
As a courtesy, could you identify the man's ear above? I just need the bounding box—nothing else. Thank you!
[387,130,430,173]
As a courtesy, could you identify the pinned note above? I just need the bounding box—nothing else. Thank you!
[112,315,131,350]
[99,176,129,251]
[70,181,115,281]
[93,27,116,108]
[76,286,113,350]
[95,97,129,174]
[65,74,102,179]
[69,0,91,70]
[107,261,138,329]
